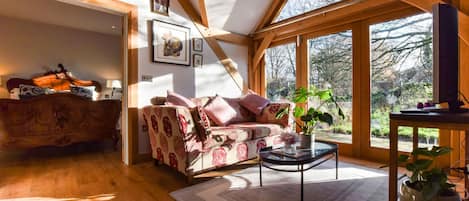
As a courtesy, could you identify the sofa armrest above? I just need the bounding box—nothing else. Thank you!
[256,102,294,129]
[142,105,203,172]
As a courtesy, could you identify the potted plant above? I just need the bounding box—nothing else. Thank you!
[398,146,460,201]
[276,86,344,148]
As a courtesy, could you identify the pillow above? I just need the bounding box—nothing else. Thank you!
[190,106,211,141]
[70,86,93,99]
[167,90,196,108]
[19,84,46,99]
[223,97,254,123]
[239,91,270,115]
[203,95,237,126]
[9,88,20,100]
[150,96,167,105]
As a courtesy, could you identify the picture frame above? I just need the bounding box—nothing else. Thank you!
[151,0,169,16]
[193,54,203,67]
[193,38,203,52]
[151,20,191,66]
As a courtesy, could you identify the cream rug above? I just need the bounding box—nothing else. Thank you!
[170,160,389,201]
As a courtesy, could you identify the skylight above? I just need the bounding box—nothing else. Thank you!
[274,0,343,22]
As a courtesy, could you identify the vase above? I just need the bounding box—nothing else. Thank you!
[283,143,296,154]
[400,180,461,201]
[299,133,315,149]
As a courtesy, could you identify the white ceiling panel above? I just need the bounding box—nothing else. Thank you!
[0,0,122,36]
[191,0,272,35]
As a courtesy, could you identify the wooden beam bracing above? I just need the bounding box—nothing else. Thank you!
[266,2,416,44]
[198,0,209,27]
[254,0,288,31]
[178,0,247,91]
[253,0,398,40]
[252,33,275,70]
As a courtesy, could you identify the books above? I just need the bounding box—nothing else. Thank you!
[271,149,311,159]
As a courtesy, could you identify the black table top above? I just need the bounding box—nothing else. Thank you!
[259,141,338,165]
[390,111,469,124]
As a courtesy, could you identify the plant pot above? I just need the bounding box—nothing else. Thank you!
[299,134,315,149]
[400,180,461,201]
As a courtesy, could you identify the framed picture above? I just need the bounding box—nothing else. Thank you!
[152,20,191,66]
[193,54,203,67]
[151,0,169,16]
[193,38,203,52]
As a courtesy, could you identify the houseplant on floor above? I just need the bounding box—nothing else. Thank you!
[398,146,460,201]
[276,86,344,148]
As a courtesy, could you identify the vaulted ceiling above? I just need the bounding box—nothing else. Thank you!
[189,0,272,35]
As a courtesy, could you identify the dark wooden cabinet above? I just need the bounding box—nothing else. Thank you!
[0,93,121,149]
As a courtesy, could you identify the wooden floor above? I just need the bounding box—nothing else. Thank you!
[0,142,465,201]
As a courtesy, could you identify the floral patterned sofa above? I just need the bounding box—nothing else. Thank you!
[142,97,293,182]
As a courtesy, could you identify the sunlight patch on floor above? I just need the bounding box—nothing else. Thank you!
[0,193,116,201]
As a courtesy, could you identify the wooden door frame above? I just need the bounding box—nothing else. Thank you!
[59,0,139,165]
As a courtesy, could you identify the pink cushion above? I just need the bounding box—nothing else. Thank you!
[239,92,270,115]
[203,96,237,126]
[166,90,196,108]
[223,97,254,123]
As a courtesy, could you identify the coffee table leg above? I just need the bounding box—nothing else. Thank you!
[259,161,263,187]
[335,151,338,180]
[301,164,304,201]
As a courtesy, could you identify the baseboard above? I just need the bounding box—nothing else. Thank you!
[133,152,152,164]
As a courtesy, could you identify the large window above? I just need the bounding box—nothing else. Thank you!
[370,13,437,151]
[265,43,296,101]
[275,0,342,22]
[308,30,353,143]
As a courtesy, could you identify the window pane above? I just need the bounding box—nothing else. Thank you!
[370,13,436,152]
[275,0,342,22]
[265,43,296,101]
[308,30,353,144]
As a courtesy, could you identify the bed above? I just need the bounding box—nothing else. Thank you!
[0,65,121,149]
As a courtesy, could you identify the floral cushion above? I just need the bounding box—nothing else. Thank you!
[70,85,93,99]
[256,103,293,128]
[19,84,46,99]
[190,106,211,141]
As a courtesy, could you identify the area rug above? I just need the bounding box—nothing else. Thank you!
[170,160,389,201]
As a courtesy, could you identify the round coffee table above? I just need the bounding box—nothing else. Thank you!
[258,140,338,201]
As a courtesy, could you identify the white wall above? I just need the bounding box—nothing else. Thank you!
[0,15,122,98]
[119,0,248,153]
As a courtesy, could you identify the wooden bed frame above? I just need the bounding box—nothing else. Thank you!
[0,65,121,150]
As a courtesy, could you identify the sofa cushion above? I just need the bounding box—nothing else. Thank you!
[150,96,167,105]
[239,92,270,115]
[167,90,196,108]
[204,126,253,149]
[190,106,211,141]
[229,122,284,139]
[223,97,255,124]
[203,95,237,126]
[191,96,212,107]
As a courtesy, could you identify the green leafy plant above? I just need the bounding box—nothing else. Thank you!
[276,86,345,135]
[398,146,457,200]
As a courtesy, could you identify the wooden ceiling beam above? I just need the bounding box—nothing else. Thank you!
[252,33,275,71]
[254,0,288,31]
[252,0,399,40]
[270,2,418,43]
[198,0,209,27]
[178,0,247,91]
